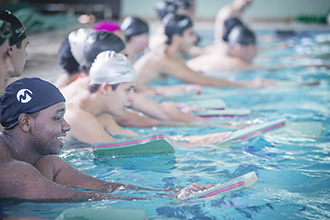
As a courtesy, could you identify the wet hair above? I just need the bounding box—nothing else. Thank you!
[163,13,193,44]
[58,37,80,75]
[0,9,27,46]
[223,17,245,42]
[88,83,119,94]
[121,16,149,42]
[154,0,194,19]
[83,31,126,70]
[227,25,256,47]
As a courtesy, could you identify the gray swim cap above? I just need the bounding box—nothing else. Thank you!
[163,13,193,44]
[227,25,256,47]
[68,28,96,68]
[121,16,149,39]
[89,51,136,85]
[83,31,126,70]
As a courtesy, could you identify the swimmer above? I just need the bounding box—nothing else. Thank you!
[65,51,231,147]
[150,0,204,56]
[60,28,206,132]
[0,9,29,77]
[0,77,212,201]
[54,36,81,89]
[55,22,125,89]
[214,0,252,43]
[188,18,259,72]
[135,13,275,92]
[188,17,327,73]
[0,19,14,97]
[121,16,149,63]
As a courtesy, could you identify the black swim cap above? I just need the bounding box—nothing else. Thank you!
[121,16,149,39]
[0,19,12,46]
[0,77,65,129]
[154,0,194,19]
[168,0,194,9]
[83,31,126,69]
[227,25,256,47]
[0,9,27,46]
[223,17,245,42]
[58,37,80,75]
[163,13,193,44]
[68,28,96,69]
[154,1,173,19]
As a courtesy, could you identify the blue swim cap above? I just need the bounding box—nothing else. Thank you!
[0,77,65,129]
[0,9,27,46]
[163,13,193,44]
[121,16,149,39]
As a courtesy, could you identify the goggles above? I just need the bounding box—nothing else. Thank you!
[0,19,12,44]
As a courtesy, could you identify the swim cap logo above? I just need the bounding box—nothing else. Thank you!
[16,89,33,103]
[15,27,25,38]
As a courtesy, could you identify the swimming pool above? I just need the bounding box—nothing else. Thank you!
[1,29,330,219]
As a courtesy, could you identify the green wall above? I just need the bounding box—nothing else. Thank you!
[121,0,330,19]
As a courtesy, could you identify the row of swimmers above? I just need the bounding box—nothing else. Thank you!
[0,0,327,203]
[0,7,231,202]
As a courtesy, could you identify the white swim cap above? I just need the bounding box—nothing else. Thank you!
[68,28,96,68]
[89,51,137,85]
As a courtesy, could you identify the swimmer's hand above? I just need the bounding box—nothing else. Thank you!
[167,183,214,199]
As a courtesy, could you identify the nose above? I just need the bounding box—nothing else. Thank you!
[62,118,71,132]
[127,90,135,104]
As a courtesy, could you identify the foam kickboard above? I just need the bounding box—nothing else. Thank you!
[161,90,198,100]
[193,109,251,118]
[179,171,258,200]
[268,121,323,138]
[93,134,175,156]
[186,98,227,110]
[277,80,320,88]
[217,118,287,145]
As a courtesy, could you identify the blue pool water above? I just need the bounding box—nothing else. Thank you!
[1,29,330,219]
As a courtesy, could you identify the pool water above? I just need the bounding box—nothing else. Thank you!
[1,30,330,220]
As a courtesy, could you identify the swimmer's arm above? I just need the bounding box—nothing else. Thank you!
[113,109,162,127]
[169,132,232,147]
[35,155,152,193]
[0,159,140,201]
[97,113,139,138]
[163,58,274,87]
[131,94,206,122]
[67,111,117,144]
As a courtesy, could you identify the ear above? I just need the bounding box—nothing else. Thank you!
[7,46,14,57]
[18,114,33,132]
[99,82,112,95]
[172,34,181,43]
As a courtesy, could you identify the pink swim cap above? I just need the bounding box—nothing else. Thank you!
[93,21,121,32]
